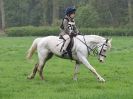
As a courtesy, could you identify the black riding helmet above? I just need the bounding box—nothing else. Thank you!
[65,6,76,16]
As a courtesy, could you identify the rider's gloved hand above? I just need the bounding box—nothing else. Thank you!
[77,32,82,35]
[70,32,77,37]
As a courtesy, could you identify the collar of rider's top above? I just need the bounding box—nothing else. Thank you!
[65,15,74,21]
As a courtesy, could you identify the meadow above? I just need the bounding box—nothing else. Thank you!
[0,36,133,99]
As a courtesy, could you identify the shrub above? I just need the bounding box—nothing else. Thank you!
[6,26,59,37]
[6,26,133,36]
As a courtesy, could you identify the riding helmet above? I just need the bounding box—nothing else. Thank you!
[65,6,76,15]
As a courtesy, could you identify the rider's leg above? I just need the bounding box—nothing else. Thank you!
[62,35,70,52]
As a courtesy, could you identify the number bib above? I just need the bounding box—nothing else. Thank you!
[68,22,75,33]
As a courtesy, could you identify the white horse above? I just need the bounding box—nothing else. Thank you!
[27,35,112,82]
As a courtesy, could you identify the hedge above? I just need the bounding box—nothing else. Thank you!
[80,28,133,36]
[6,26,59,37]
[6,26,133,36]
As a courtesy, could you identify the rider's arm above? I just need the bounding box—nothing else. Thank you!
[73,25,80,34]
[63,19,70,35]
[73,19,80,35]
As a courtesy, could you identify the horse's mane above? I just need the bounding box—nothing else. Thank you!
[76,35,111,49]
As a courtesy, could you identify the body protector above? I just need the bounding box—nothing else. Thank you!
[60,16,79,37]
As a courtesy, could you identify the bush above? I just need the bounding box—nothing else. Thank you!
[81,28,133,36]
[6,26,59,37]
[5,26,133,36]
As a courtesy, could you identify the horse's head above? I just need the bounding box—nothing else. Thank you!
[97,38,112,63]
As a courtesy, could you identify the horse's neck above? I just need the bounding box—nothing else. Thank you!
[80,35,105,48]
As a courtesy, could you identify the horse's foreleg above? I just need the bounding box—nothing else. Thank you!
[73,61,80,81]
[27,63,38,79]
[77,52,105,82]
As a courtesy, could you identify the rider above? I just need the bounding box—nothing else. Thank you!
[59,6,80,56]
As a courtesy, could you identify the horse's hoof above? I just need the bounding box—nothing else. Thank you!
[98,77,105,83]
[99,79,105,83]
[73,77,78,81]
[27,75,34,80]
[41,78,44,80]
[40,77,44,80]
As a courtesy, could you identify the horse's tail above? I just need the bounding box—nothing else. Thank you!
[26,38,40,59]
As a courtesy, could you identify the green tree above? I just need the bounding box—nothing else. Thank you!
[128,0,133,27]
[75,4,99,28]
[28,0,45,26]
[0,0,5,30]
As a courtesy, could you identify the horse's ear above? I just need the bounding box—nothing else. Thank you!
[106,38,112,43]
[106,39,109,43]
[109,38,112,43]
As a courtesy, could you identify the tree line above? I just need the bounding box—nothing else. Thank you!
[0,0,133,31]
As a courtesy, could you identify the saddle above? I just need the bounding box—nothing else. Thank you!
[59,36,74,60]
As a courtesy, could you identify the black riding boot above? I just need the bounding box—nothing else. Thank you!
[62,50,68,57]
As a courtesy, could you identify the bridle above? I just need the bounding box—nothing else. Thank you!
[76,36,108,58]
[99,39,108,57]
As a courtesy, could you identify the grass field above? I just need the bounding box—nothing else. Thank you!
[0,36,133,99]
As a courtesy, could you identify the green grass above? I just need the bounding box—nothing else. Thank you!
[0,36,133,99]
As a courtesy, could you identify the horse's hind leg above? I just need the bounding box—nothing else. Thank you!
[37,50,53,80]
[27,63,39,79]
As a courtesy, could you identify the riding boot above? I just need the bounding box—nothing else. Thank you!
[61,35,70,57]
[62,50,68,57]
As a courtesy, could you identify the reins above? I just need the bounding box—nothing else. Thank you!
[56,35,108,57]
[76,35,108,57]
[76,37,98,56]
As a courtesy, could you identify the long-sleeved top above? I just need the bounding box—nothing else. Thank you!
[59,16,79,36]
